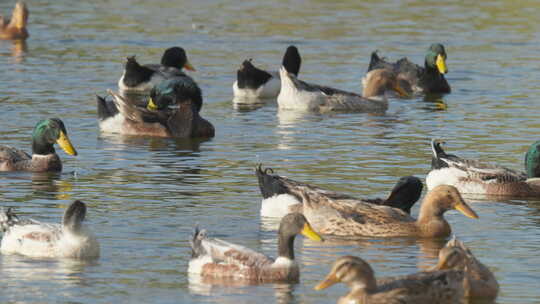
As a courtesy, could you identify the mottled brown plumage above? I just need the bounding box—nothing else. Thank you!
[279,182,478,238]
[315,256,465,304]
[431,238,499,299]
[0,2,28,40]
[188,213,322,283]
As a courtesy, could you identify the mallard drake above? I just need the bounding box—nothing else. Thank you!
[98,78,214,138]
[0,200,99,259]
[232,45,301,100]
[188,213,322,282]
[277,67,408,112]
[0,118,77,172]
[431,237,499,299]
[257,167,477,237]
[367,43,450,94]
[256,165,423,217]
[0,2,28,40]
[118,47,196,93]
[315,255,465,304]
[426,139,540,197]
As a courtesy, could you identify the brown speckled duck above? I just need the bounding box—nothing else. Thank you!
[256,165,423,217]
[257,167,478,238]
[431,238,499,300]
[0,118,77,172]
[315,256,465,304]
[188,213,322,283]
[0,2,28,40]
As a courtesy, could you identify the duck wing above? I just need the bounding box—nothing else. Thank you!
[191,227,273,268]
[431,139,527,183]
[107,90,172,125]
[0,146,31,164]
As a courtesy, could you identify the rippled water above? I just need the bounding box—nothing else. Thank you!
[1,0,540,303]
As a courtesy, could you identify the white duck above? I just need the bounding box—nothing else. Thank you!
[0,200,99,259]
[277,66,409,112]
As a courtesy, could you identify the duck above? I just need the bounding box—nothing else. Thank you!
[0,2,28,40]
[118,47,196,93]
[426,139,540,197]
[430,237,499,299]
[232,45,301,100]
[97,78,214,138]
[314,255,465,304]
[257,166,478,238]
[0,118,77,172]
[188,212,323,282]
[366,43,450,94]
[277,66,409,112]
[256,165,423,217]
[0,200,100,259]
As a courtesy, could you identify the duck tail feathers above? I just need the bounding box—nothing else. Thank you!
[63,200,86,232]
[190,226,208,258]
[367,50,382,72]
[96,95,119,121]
[0,207,19,232]
[256,164,292,199]
[236,59,273,90]
[385,176,423,214]
[123,56,155,87]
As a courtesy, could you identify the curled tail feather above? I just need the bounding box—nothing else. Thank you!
[256,164,290,199]
[190,226,207,258]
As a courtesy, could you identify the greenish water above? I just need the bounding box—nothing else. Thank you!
[1,0,540,303]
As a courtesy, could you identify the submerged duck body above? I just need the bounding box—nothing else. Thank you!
[118,47,196,93]
[0,200,99,259]
[426,139,540,197]
[256,165,423,217]
[0,118,77,172]
[0,1,29,40]
[315,256,465,304]
[277,67,408,112]
[367,43,450,94]
[98,78,214,138]
[188,213,322,283]
[233,46,301,100]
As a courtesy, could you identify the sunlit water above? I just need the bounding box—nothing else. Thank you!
[1,0,540,303]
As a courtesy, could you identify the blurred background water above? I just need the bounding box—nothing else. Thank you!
[1,0,540,303]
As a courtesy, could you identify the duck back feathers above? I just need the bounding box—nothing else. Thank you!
[236,60,274,90]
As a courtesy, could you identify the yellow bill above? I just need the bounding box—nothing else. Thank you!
[455,201,479,219]
[436,54,448,74]
[57,131,77,156]
[147,97,158,111]
[184,61,196,72]
[314,272,339,290]
[301,222,323,242]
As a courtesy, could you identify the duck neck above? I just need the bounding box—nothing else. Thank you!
[32,137,55,156]
[277,230,296,260]
[417,198,445,225]
[362,82,387,99]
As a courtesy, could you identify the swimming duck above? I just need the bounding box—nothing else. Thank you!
[188,213,322,282]
[256,165,423,217]
[277,67,408,112]
[366,43,450,94]
[426,139,540,197]
[257,167,477,238]
[118,47,196,93]
[0,200,100,259]
[431,237,499,299]
[0,118,77,172]
[233,45,302,99]
[98,78,214,138]
[315,255,465,304]
[0,2,28,40]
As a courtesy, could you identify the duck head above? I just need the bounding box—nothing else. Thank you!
[315,255,377,292]
[425,43,448,74]
[525,140,540,178]
[32,118,77,156]
[161,47,195,71]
